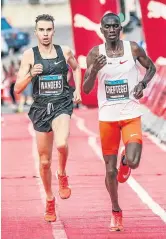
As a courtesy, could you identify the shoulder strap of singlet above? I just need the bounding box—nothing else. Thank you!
[54,45,66,61]
[99,44,105,56]
[123,41,133,58]
[32,46,41,62]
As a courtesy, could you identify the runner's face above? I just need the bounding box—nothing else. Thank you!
[35,20,54,46]
[101,16,121,42]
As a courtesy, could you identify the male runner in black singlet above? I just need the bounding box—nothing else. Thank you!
[14,14,81,222]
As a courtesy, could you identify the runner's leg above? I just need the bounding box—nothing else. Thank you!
[36,131,54,200]
[99,121,121,211]
[52,114,70,176]
[52,114,71,199]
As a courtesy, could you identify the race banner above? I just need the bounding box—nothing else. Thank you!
[139,0,166,63]
[69,0,119,106]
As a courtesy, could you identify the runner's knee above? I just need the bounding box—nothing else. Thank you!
[106,168,118,179]
[39,154,51,169]
[126,156,140,169]
[125,142,142,169]
[104,155,117,178]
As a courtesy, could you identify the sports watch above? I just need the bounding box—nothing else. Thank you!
[139,81,147,89]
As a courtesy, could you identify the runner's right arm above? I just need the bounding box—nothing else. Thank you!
[83,46,107,94]
[14,49,43,94]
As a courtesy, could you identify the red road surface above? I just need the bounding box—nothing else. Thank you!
[1,109,166,239]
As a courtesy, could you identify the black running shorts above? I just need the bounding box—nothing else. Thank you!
[28,97,73,132]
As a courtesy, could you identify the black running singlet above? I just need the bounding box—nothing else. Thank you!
[31,45,72,103]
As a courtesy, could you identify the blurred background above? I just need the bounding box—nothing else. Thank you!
[1,0,166,143]
[1,1,166,238]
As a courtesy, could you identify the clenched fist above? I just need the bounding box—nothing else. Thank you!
[30,64,43,77]
[92,54,107,73]
[133,82,144,99]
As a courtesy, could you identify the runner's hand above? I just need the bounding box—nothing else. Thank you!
[73,90,82,104]
[92,54,107,73]
[30,64,43,77]
[133,83,144,99]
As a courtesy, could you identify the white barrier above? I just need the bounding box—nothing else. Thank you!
[142,106,166,144]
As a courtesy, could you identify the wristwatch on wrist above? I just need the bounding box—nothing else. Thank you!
[139,81,147,89]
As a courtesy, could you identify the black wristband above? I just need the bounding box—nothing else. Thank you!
[139,81,147,89]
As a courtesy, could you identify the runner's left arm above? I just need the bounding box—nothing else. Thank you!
[63,46,81,93]
[131,41,156,87]
[131,42,156,99]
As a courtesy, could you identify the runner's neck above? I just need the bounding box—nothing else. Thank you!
[38,43,54,56]
[38,44,57,59]
[105,40,121,54]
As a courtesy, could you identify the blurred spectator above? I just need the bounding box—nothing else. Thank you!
[8,60,17,110]
[122,0,141,33]
[1,65,8,105]
[1,64,9,124]
[2,65,8,79]
[17,60,33,113]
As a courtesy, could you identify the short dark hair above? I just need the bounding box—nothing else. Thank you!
[35,14,55,27]
[101,13,120,25]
